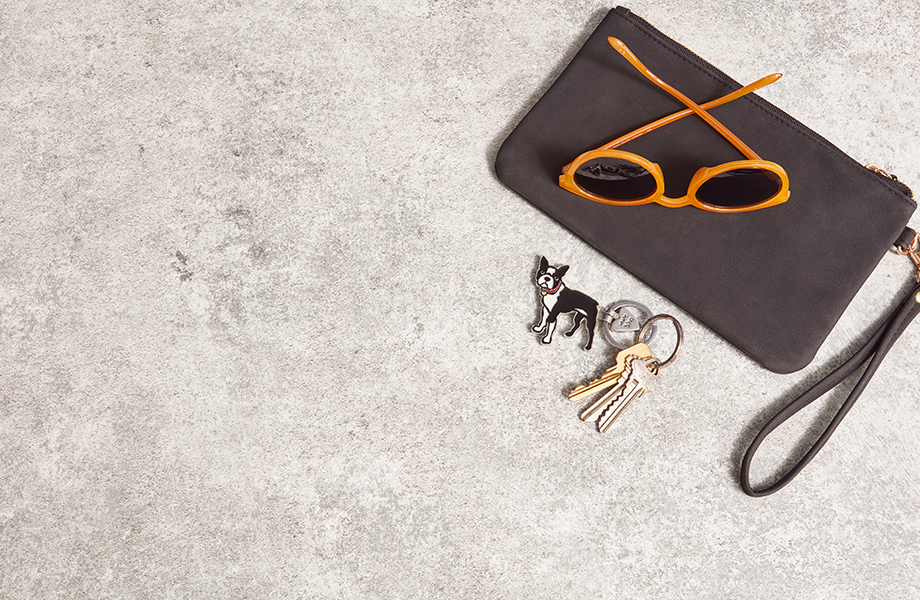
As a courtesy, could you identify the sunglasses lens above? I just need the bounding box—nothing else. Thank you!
[573,157,657,201]
[695,167,782,208]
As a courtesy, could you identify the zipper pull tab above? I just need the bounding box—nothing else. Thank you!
[867,164,896,179]
[868,164,915,200]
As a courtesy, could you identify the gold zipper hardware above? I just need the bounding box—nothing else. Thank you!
[896,231,920,283]
[867,164,915,200]
[867,164,894,178]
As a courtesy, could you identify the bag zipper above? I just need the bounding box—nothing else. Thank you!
[615,7,916,204]
[868,165,915,200]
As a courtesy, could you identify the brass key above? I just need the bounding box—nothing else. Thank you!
[569,315,682,433]
[567,342,653,402]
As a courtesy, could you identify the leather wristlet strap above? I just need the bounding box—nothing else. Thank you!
[740,278,920,497]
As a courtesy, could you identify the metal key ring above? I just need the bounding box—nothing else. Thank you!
[638,314,683,370]
[599,301,657,350]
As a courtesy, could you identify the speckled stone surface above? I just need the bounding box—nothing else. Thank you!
[1,1,919,598]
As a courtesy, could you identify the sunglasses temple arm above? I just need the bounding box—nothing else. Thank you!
[599,73,781,151]
[560,73,780,174]
[607,37,764,161]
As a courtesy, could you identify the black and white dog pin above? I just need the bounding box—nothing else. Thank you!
[533,256,599,350]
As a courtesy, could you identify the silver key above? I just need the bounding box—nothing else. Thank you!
[580,355,659,433]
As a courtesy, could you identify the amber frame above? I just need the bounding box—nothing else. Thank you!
[559,37,790,213]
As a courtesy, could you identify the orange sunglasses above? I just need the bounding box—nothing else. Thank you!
[559,37,790,213]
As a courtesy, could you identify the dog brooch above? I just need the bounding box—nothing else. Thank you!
[532,256,599,350]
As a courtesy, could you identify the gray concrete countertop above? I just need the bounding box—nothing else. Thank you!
[2,1,919,598]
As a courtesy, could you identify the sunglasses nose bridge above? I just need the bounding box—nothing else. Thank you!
[655,194,693,208]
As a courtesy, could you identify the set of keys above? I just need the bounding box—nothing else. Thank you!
[569,313,683,433]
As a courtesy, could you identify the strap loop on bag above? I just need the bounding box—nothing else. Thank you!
[741,229,920,497]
